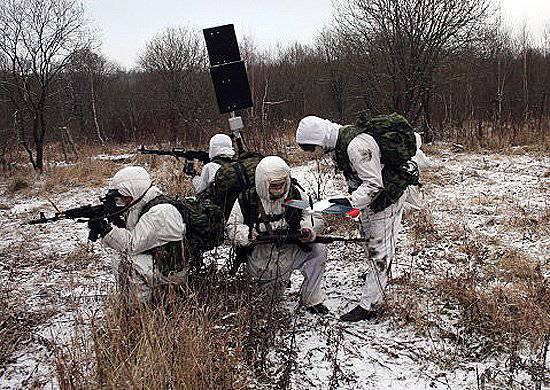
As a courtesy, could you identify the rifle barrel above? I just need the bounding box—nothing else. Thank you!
[254,234,363,244]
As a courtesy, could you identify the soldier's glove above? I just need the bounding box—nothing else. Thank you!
[87,218,112,242]
[110,214,126,228]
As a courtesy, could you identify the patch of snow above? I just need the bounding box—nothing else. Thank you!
[1,149,548,389]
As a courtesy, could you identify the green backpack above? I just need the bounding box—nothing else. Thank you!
[334,113,419,213]
[356,113,417,166]
[141,195,224,251]
[201,152,263,219]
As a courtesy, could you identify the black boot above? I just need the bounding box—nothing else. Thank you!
[306,303,330,315]
[340,305,376,322]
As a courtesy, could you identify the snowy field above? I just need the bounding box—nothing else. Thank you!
[0,147,548,389]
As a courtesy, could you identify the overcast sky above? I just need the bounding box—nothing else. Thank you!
[85,0,550,69]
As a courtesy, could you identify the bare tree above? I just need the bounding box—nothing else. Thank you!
[67,49,109,144]
[138,26,208,138]
[0,0,91,171]
[334,0,493,127]
[315,29,354,121]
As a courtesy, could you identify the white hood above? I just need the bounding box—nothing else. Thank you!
[296,116,341,151]
[108,166,161,229]
[209,133,235,160]
[109,166,152,200]
[255,156,291,216]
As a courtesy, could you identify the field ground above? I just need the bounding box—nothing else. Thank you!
[0,144,548,389]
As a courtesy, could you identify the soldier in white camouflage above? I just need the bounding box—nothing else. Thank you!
[296,113,423,321]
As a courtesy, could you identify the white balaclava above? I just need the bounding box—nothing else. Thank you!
[296,116,341,151]
[209,133,235,160]
[255,156,292,216]
[109,166,152,201]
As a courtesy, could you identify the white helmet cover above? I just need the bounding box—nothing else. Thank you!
[109,166,151,200]
[296,116,341,151]
[209,133,235,160]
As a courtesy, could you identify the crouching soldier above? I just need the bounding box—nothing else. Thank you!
[296,114,420,321]
[87,166,188,303]
[226,156,329,315]
[193,133,235,194]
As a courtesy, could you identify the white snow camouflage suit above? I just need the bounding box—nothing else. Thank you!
[226,156,327,307]
[192,133,235,193]
[101,166,186,302]
[296,116,429,310]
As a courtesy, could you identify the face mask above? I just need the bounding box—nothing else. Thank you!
[268,179,287,199]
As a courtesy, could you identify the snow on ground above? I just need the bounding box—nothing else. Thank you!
[0,187,116,389]
[275,149,549,389]
[0,148,548,389]
[93,153,135,162]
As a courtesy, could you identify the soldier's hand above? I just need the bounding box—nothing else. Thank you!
[87,219,112,242]
[250,230,259,242]
[299,227,316,243]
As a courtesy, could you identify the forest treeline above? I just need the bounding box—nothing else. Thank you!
[0,0,549,170]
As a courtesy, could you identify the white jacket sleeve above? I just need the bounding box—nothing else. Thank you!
[347,134,384,210]
[193,162,221,193]
[226,200,251,247]
[102,204,185,255]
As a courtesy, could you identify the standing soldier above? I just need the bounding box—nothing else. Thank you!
[296,114,420,321]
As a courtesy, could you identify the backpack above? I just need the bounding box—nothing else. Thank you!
[140,195,225,257]
[356,112,417,166]
[334,113,419,213]
[201,152,263,219]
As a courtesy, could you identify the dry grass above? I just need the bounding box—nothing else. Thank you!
[53,275,289,389]
[447,121,550,156]
[420,167,451,188]
[503,204,550,237]
[389,234,548,378]
[7,175,30,193]
[0,294,57,370]
[134,154,195,197]
[44,159,120,192]
[0,244,103,373]
[437,261,549,351]
[3,158,121,197]
[404,208,440,243]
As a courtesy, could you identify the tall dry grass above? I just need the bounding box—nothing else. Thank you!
[53,275,288,389]
[443,120,550,155]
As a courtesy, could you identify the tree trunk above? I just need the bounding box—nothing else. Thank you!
[90,73,105,144]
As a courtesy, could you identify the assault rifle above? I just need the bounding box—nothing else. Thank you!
[28,190,125,241]
[254,233,364,246]
[138,146,210,176]
[229,232,364,275]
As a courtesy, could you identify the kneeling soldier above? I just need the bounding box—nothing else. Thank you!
[88,166,187,303]
[226,156,329,315]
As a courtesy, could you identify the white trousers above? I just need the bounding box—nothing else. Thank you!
[115,253,188,303]
[359,193,407,310]
[247,243,327,307]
